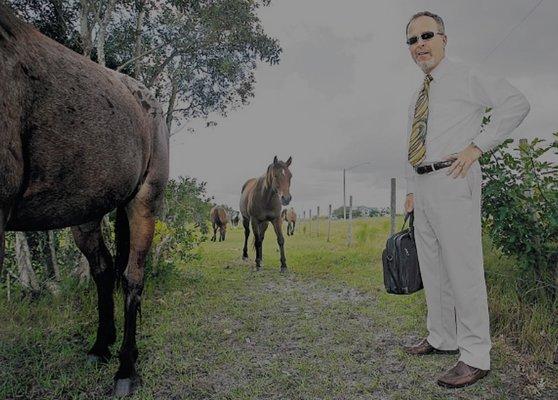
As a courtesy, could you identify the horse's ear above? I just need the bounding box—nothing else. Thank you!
[273,155,278,164]
[286,156,292,167]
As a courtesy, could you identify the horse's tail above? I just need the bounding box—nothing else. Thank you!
[114,206,130,288]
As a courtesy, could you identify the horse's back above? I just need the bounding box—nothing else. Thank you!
[210,206,228,227]
[1,12,169,230]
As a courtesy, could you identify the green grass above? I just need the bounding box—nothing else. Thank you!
[0,217,556,399]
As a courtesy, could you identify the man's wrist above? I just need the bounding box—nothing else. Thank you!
[470,142,483,156]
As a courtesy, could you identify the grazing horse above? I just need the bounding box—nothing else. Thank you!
[239,156,292,271]
[282,208,297,236]
[0,5,169,397]
[210,205,229,242]
[230,210,240,227]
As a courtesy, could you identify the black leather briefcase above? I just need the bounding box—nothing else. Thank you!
[382,212,423,295]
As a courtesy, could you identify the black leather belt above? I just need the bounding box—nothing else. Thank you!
[415,160,454,175]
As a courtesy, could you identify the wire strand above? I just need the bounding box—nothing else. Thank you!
[482,0,544,63]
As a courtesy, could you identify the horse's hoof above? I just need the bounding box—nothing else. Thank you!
[280,266,287,273]
[113,378,138,397]
[242,256,249,261]
[87,348,111,364]
[87,353,110,365]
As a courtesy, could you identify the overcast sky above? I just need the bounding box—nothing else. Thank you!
[169,0,556,216]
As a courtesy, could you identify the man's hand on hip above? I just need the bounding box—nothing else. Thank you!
[405,194,414,213]
[443,144,483,178]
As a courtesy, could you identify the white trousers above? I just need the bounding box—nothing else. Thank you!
[414,161,491,370]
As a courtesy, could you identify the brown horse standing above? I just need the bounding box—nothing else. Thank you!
[0,5,168,396]
[210,205,229,241]
[282,208,297,236]
[239,156,292,271]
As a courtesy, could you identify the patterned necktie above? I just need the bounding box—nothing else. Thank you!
[408,74,433,167]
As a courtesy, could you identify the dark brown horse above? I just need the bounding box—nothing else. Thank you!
[0,5,169,396]
[239,156,292,271]
[210,205,229,242]
[282,208,297,236]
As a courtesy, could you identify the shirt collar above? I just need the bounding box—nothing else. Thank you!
[428,56,451,81]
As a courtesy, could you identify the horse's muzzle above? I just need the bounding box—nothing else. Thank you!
[281,194,291,206]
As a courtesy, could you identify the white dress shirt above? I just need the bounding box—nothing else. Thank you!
[405,57,530,195]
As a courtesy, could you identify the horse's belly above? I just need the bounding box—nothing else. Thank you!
[7,178,138,231]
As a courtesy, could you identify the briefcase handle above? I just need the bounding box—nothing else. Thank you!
[402,211,414,230]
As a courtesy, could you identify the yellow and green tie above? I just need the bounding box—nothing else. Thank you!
[408,74,433,167]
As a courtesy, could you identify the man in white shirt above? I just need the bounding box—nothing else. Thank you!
[402,11,530,388]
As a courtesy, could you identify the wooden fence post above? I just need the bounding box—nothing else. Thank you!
[309,209,312,237]
[348,195,353,246]
[317,206,320,238]
[390,177,396,235]
[327,204,332,242]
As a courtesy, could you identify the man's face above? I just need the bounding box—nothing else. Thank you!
[407,16,447,74]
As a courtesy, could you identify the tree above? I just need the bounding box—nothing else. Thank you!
[9,0,282,132]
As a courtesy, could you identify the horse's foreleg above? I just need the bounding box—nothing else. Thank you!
[242,217,250,260]
[71,221,116,363]
[272,218,288,272]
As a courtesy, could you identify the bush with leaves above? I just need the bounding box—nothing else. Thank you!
[149,176,214,274]
[480,133,558,301]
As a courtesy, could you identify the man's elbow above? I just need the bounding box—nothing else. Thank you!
[517,93,530,120]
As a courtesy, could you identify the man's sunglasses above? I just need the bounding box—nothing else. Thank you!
[406,31,444,46]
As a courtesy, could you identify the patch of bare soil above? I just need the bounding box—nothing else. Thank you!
[178,271,557,399]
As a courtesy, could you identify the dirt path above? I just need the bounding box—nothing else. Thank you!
[139,246,557,400]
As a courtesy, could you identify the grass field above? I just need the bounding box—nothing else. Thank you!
[0,217,556,399]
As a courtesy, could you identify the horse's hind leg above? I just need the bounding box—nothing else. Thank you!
[272,218,288,272]
[71,220,116,363]
[211,222,217,242]
[252,220,268,270]
[114,184,161,396]
[242,216,250,260]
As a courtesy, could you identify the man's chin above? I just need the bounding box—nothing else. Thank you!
[416,59,436,73]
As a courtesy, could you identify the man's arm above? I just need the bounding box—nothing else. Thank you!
[445,68,530,178]
[468,67,530,153]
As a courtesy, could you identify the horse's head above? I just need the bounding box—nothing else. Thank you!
[266,156,293,206]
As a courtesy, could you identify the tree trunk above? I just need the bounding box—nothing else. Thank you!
[47,230,60,281]
[166,77,179,132]
[15,232,40,293]
[73,254,90,284]
[132,0,146,79]
[96,28,107,66]
[79,0,93,58]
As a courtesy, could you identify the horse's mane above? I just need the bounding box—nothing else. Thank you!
[264,163,274,191]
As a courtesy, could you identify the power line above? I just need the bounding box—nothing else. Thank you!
[482,0,544,63]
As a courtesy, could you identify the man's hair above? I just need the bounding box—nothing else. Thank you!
[406,11,445,36]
